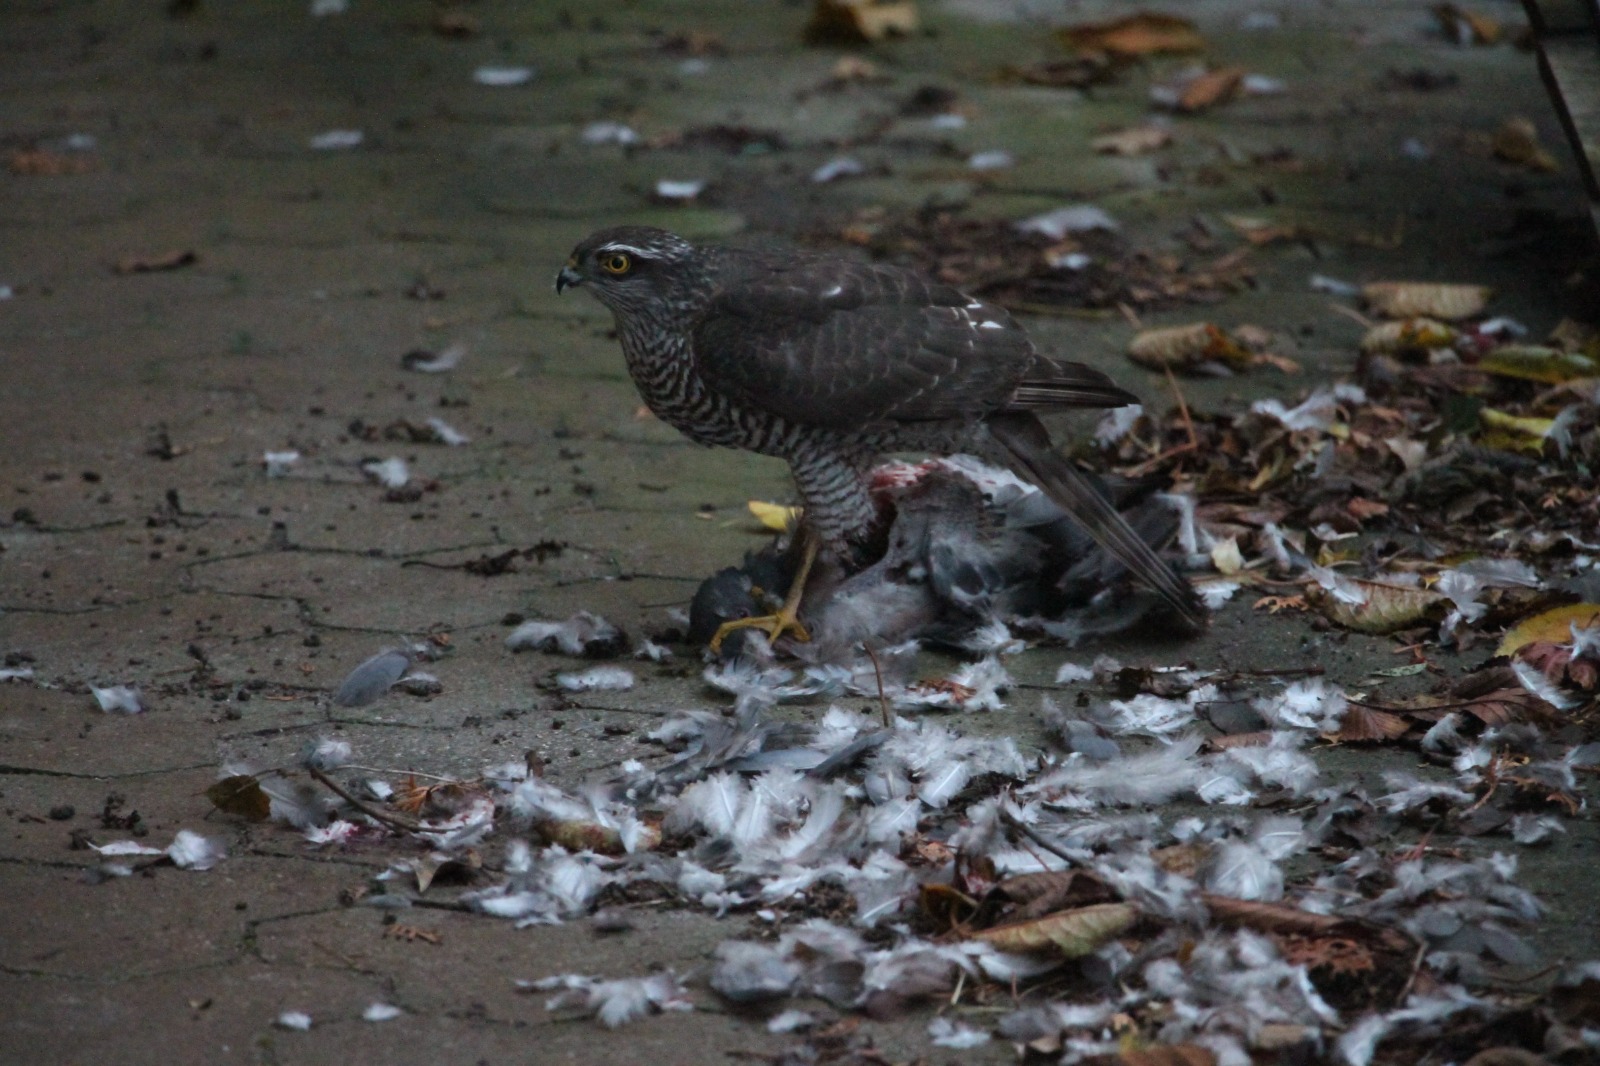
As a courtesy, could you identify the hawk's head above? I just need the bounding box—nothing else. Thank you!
[555,226,696,313]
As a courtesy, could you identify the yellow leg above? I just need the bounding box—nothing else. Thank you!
[709,532,818,652]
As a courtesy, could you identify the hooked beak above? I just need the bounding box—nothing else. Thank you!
[555,263,583,294]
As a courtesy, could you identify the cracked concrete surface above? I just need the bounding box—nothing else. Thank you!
[3,1,1598,1062]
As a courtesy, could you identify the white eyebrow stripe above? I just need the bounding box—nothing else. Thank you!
[979,320,1003,329]
[595,243,655,257]
[822,284,843,297]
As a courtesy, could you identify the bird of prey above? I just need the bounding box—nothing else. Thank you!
[555,226,1205,643]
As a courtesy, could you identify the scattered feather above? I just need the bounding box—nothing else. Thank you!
[333,649,412,707]
[92,685,145,714]
[555,666,635,693]
[506,612,627,657]
[529,972,693,1028]
[167,829,226,871]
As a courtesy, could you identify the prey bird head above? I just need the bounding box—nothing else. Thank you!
[555,226,696,312]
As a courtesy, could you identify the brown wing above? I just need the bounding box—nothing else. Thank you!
[689,251,1131,432]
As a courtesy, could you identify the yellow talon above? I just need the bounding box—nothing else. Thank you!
[707,529,820,654]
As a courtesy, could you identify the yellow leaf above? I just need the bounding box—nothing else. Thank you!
[747,500,801,532]
[1496,604,1600,658]
[1478,345,1598,384]
[1210,536,1244,575]
[1478,407,1556,454]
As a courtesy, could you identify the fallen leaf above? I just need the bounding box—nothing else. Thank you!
[1307,578,1446,634]
[1362,281,1491,320]
[1359,316,1460,355]
[973,901,1138,957]
[805,0,918,44]
[1478,344,1598,383]
[1127,323,1253,372]
[207,775,273,821]
[1433,3,1502,45]
[1176,66,1246,113]
[748,500,801,532]
[1491,116,1559,172]
[1496,604,1600,658]
[1091,124,1172,156]
[114,250,199,274]
[538,817,661,856]
[1058,13,1205,58]
[1478,407,1557,455]
[1336,704,1411,743]
[1224,214,1310,246]
[8,148,97,176]
[1254,594,1307,613]
[1210,537,1245,575]
[1346,498,1389,521]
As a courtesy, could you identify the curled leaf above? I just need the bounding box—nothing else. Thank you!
[1358,317,1459,355]
[972,901,1137,957]
[1478,344,1598,384]
[1362,281,1491,320]
[1496,604,1600,658]
[1307,578,1446,634]
[1127,323,1251,371]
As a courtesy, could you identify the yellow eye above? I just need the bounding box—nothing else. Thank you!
[600,253,632,275]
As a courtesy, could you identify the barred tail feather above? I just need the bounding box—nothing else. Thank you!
[986,412,1206,632]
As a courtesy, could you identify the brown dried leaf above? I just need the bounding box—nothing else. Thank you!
[206,774,272,821]
[805,0,918,43]
[1177,67,1246,113]
[973,901,1138,957]
[8,148,97,176]
[1337,704,1411,743]
[1128,323,1252,371]
[1308,579,1446,634]
[1362,281,1491,320]
[1150,842,1209,877]
[1058,13,1205,57]
[1082,1046,1216,1066]
[1434,4,1502,45]
[1091,124,1172,156]
[538,817,660,856]
[431,10,479,37]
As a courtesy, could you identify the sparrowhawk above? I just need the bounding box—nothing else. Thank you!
[555,225,1204,638]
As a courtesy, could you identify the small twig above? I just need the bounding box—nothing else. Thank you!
[1162,362,1198,452]
[340,764,464,784]
[949,968,966,1007]
[1125,440,1198,478]
[863,643,891,729]
[306,765,423,833]
[1394,940,1428,1005]
[1326,301,1373,329]
[999,806,1073,865]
